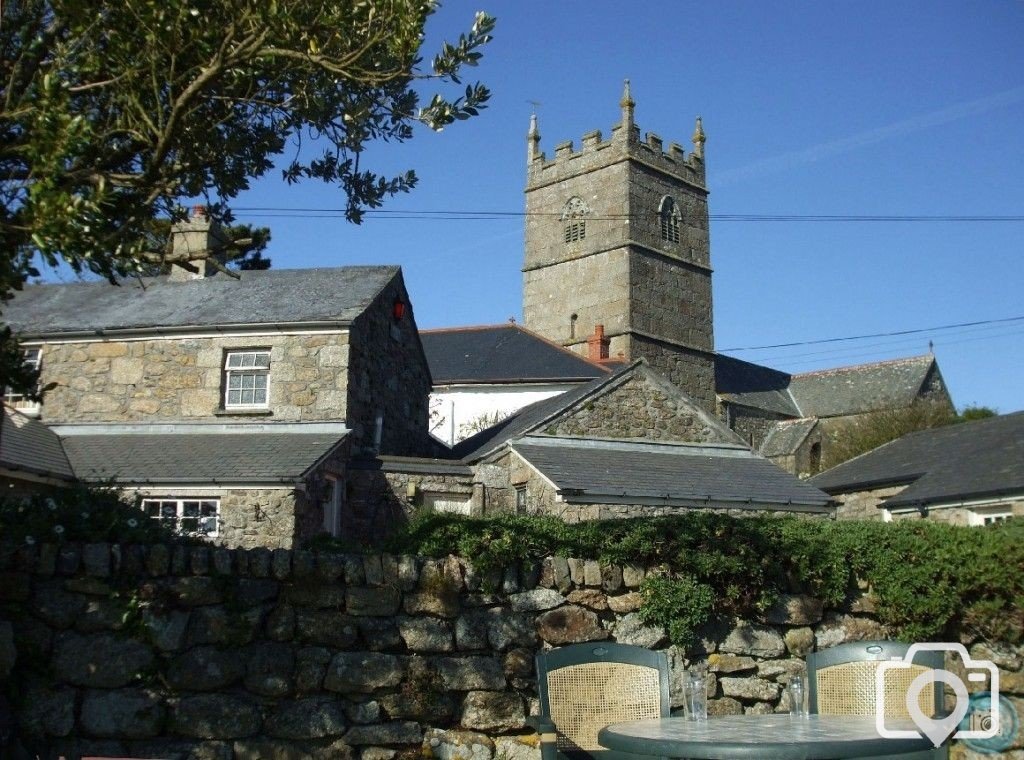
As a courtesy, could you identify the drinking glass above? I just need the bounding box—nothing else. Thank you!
[787,674,808,717]
[685,672,708,721]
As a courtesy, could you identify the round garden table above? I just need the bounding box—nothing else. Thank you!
[598,714,936,759]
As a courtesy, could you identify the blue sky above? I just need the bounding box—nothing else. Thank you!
[233,1,1023,413]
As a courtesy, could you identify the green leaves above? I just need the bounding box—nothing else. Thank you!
[0,1,495,393]
[382,512,1024,649]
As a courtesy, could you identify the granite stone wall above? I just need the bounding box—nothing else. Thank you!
[2,544,1020,760]
[543,374,731,444]
[522,116,716,412]
[35,333,351,424]
[346,279,432,458]
[624,337,716,413]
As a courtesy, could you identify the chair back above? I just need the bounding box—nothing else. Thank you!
[536,642,670,759]
[806,640,948,760]
[806,640,943,718]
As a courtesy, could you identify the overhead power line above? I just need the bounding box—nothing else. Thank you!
[231,207,1024,223]
[719,315,1024,353]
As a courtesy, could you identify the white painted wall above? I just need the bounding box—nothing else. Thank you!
[429,382,580,447]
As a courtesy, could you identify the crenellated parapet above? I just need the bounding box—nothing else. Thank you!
[526,81,706,190]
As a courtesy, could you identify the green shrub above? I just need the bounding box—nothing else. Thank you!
[0,484,183,546]
[386,512,1024,648]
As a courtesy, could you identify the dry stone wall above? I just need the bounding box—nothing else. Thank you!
[1,543,1021,760]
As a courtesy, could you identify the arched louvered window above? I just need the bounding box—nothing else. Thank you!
[562,197,590,244]
[659,196,681,244]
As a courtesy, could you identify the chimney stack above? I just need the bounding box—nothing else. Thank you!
[587,324,610,362]
[168,205,230,281]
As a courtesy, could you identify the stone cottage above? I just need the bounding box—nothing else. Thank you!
[809,410,1024,524]
[356,361,833,527]
[717,353,954,477]
[1,211,433,547]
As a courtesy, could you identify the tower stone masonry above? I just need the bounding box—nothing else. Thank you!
[522,81,716,411]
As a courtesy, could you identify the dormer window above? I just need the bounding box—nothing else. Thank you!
[224,350,270,409]
[659,196,681,244]
[562,197,590,243]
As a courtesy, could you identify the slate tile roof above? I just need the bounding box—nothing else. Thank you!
[421,324,609,384]
[759,419,818,458]
[512,436,833,511]
[788,355,936,418]
[715,354,938,419]
[0,407,75,481]
[4,266,400,336]
[809,411,1024,508]
[55,424,347,484]
[715,354,799,416]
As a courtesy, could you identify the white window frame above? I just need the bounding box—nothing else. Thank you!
[322,477,342,537]
[224,350,271,409]
[967,504,1014,526]
[3,347,42,416]
[142,497,220,537]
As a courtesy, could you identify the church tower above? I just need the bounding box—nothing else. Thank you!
[523,82,716,410]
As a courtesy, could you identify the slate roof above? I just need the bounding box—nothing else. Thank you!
[421,324,609,384]
[760,419,818,458]
[451,363,639,462]
[0,407,75,481]
[715,355,799,416]
[809,411,1024,509]
[5,266,399,336]
[512,436,832,511]
[788,355,936,418]
[56,424,347,484]
[715,354,939,420]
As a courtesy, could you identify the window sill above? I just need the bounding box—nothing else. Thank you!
[214,408,273,417]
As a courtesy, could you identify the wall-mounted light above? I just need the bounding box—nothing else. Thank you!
[392,299,406,321]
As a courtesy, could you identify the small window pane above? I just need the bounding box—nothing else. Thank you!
[141,498,219,536]
[254,388,267,404]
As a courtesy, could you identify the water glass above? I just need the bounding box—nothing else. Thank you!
[685,673,708,721]
[787,675,808,717]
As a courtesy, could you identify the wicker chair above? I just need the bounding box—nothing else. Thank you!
[806,640,948,759]
[528,642,670,760]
